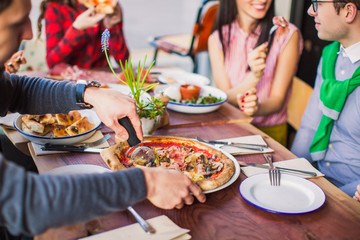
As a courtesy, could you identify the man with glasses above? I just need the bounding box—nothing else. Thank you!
[292,0,360,200]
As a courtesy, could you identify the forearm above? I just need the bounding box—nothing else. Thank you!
[254,95,284,116]
[0,156,146,236]
[1,72,79,115]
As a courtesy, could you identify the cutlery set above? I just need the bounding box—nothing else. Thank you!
[196,137,267,152]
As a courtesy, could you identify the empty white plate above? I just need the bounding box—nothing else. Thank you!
[239,173,325,214]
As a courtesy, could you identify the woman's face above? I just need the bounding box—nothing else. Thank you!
[236,0,272,20]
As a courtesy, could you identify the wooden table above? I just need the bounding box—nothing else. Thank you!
[7,70,360,239]
[31,121,360,240]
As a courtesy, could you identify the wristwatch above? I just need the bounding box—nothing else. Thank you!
[75,80,101,109]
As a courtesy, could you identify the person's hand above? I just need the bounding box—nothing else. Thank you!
[103,3,122,29]
[83,87,143,141]
[143,168,206,209]
[73,7,106,30]
[237,88,258,116]
[247,43,268,79]
[354,184,360,202]
[4,51,26,73]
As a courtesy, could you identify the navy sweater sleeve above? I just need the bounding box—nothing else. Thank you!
[0,71,147,235]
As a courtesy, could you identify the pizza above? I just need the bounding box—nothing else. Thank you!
[100,136,235,191]
[80,0,117,14]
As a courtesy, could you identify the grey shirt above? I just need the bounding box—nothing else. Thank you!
[0,71,147,235]
[291,47,360,195]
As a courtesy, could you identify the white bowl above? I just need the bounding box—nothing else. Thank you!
[160,85,227,114]
[158,72,210,85]
[14,109,101,145]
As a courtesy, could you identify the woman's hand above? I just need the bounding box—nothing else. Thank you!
[247,43,268,79]
[5,51,26,74]
[73,7,106,30]
[103,3,122,29]
[237,88,258,116]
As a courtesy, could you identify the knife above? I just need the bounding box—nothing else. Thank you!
[238,162,317,177]
[208,140,268,148]
[41,144,103,153]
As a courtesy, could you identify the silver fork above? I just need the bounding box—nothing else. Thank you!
[263,153,280,186]
[76,134,111,147]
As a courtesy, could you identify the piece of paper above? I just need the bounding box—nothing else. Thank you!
[219,135,274,155]
[79,215,190,240]
[31,131,109,156]
[241,158,324,178]
[0,113,19,129]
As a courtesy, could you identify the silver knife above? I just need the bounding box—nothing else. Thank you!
[240,163,317,177]
[41,144,103,153]
[207,140,268,148]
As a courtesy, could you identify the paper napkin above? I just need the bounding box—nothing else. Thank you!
[79,215,191,240]
[31,131,109,156]
[0,113,19,129]
[219,135,274,155]
[241,158,324,178]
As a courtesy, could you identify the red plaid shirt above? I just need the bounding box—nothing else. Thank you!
[44,2,129,69]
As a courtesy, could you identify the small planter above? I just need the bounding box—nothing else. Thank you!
[141,117,158,135]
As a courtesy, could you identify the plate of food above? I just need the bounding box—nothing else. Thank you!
[239,173,326,214]
[158,72,210,85]
[100,135,240,194]
[14,109,101,145]
[155,84,227,114]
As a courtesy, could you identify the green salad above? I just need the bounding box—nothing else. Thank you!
[171,94,224,105]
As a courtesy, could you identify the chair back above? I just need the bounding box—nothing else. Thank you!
[287,77,313,130]
[190,0,219,54]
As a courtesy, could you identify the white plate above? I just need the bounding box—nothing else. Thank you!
[108,84,152,103]
[239,173,326,214]
[193,140,240,194]
[158,72,210,85]
[14,109,101,145]
[46,164,111,175]
[155,85,227,114]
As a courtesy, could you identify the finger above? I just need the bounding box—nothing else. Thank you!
[255,42,268,52]
[183,194,195,205]
[189,183,206,203]
[175,202,184,209]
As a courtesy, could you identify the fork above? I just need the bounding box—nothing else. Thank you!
[127,206,156,234]
[263,153,280,186]
[76,134,111,147]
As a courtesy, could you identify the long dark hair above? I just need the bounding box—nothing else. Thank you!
[37,0,78,39]
[213,0,275,57]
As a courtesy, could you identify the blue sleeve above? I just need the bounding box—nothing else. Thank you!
[0,71,80,116]
[0,155,147,236]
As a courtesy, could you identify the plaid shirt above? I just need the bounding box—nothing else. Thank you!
[44,2,129,69]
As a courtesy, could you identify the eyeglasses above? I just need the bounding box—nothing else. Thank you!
[311,1,347,12]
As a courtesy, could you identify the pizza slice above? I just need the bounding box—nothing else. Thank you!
[65,116,95,136]
[22,115,45,134]
[39,114,56,125]
[80,0,117,14]
[52,124,69,137]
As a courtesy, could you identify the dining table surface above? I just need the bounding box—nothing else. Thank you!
[3,69,360,239]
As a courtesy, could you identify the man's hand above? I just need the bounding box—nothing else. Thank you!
[83,87,143,141]
[73,7,106,30]
[103,3,122,29]
[143,168,206,209]
[237,88,258,116]
[5,51,26,73]
[247,43,268,79]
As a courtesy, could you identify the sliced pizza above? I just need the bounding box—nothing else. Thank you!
[100,136,235,191]
[80,0,117,14]
[65,116,95,136]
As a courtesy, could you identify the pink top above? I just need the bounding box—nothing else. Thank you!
[212,20,303,127]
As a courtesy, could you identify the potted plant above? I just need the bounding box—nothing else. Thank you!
[101,29,166,134]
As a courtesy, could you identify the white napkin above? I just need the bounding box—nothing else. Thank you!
[218,135,273,155]
[79,215,191,240]
[241,158,324,178]
[31,131,109,156]
[0,113,19,129]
